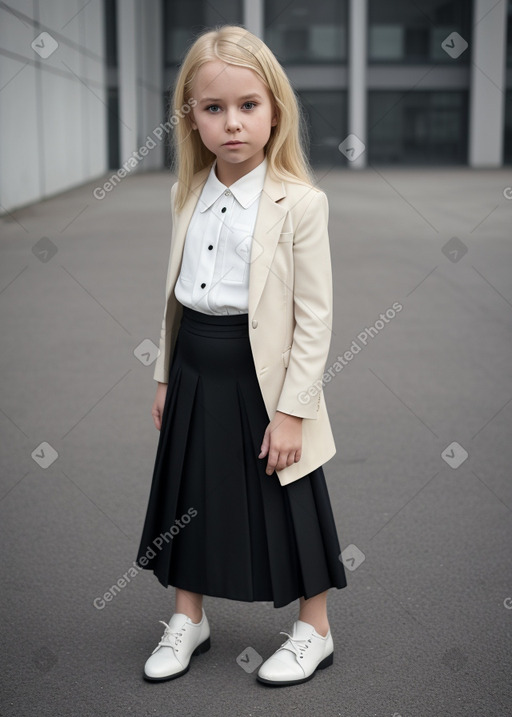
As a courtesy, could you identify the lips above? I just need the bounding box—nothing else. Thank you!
[223,141,244,145]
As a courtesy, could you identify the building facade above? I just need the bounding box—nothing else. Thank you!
[1,0,511,214]
[107,0,512,170]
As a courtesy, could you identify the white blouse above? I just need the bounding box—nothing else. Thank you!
[174,156,268,315]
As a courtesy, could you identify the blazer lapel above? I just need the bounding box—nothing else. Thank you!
[168,163,288,315]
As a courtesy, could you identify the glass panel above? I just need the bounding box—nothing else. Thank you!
[504,91,512,163]
[369,26,404,60]
[368,91,468,164]
[368,0,471,63]
[265,0,347,63]
[507,0,512,66]
[105,0,117,69]
[503,2,511,161]
[163,0,243,66]
[296,91,347,166]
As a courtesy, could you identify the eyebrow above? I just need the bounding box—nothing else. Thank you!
[199,94,264,104]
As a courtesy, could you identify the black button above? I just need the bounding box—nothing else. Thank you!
[201,282,206,288]
[208,245,213,250]
[221,207,226,213]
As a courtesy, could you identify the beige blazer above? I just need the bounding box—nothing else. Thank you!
[153,164,337,486]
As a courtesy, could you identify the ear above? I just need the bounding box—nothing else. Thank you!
[189,107,198,130]
[270,103,278,127]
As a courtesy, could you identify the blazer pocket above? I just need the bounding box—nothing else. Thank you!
[282,346,292,368]
[278,231,293,243]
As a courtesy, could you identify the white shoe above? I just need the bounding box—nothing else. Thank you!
[143,608,210,681]
[256,619,333,686]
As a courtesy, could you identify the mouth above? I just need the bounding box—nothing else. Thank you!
[223,141,244,146]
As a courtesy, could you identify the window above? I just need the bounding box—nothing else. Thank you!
[163,0,243,67]
[505,1,512,162]
[368,91,468,164]
[507,0,512,67]
[505,92,512,164]
[296,91,347,166]
[264,0,348,64]
[368,0,471,64]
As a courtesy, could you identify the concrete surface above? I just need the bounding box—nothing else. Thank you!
[0,165,511,716]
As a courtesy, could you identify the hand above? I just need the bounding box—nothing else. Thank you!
[151,382,168,430]
[258,410,303,475]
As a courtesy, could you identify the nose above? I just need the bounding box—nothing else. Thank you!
[225,107,242,132]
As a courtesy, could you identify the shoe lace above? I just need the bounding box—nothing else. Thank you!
[277,630,312,661]
[155,620,187,652]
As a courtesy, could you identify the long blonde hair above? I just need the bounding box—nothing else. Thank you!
[168,24,316,213]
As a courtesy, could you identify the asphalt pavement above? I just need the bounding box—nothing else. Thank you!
[1,165,511,716]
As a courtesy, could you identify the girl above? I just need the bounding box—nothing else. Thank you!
[135,24,348,687]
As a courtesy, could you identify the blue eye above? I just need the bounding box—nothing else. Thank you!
[205,102,257,113]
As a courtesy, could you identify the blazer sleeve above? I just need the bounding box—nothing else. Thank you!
[153,181,178,384]
[275,189,333,419]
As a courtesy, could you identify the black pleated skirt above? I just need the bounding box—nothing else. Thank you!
[135,303,347,608]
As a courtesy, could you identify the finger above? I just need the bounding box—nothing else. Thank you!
[258,427,270,458]
[266,447,280,475]
[279,451,295,470]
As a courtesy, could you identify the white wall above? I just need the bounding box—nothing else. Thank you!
[137,0,163,170]
[116,0,163,172]
[469,0,508,167]
[0,0,107,214]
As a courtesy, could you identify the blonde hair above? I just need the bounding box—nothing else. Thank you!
[168,24,316,212]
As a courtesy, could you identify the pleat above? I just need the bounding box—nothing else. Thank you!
[135,304,347,608]
[235,372,347,604]
[136,359,200,587]
[236,378,303,606]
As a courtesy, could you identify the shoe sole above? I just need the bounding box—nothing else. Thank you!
[256,650,333,687]
[143,636,211,682]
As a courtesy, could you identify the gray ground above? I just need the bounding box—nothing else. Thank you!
[1,166,511,716]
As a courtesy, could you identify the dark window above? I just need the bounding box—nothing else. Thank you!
[368,0,472,64]
[368,91,468,164]
[105,0,119,169]
[504,91,512,164]
[505,1,512,161]
[163,0,243,67]
[264,0,348,64]
[296,91,347,166]
[507,0,512,67]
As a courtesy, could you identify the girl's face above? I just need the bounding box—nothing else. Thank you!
[189,60,277,184]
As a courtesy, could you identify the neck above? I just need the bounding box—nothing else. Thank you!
[214,153,265,186]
